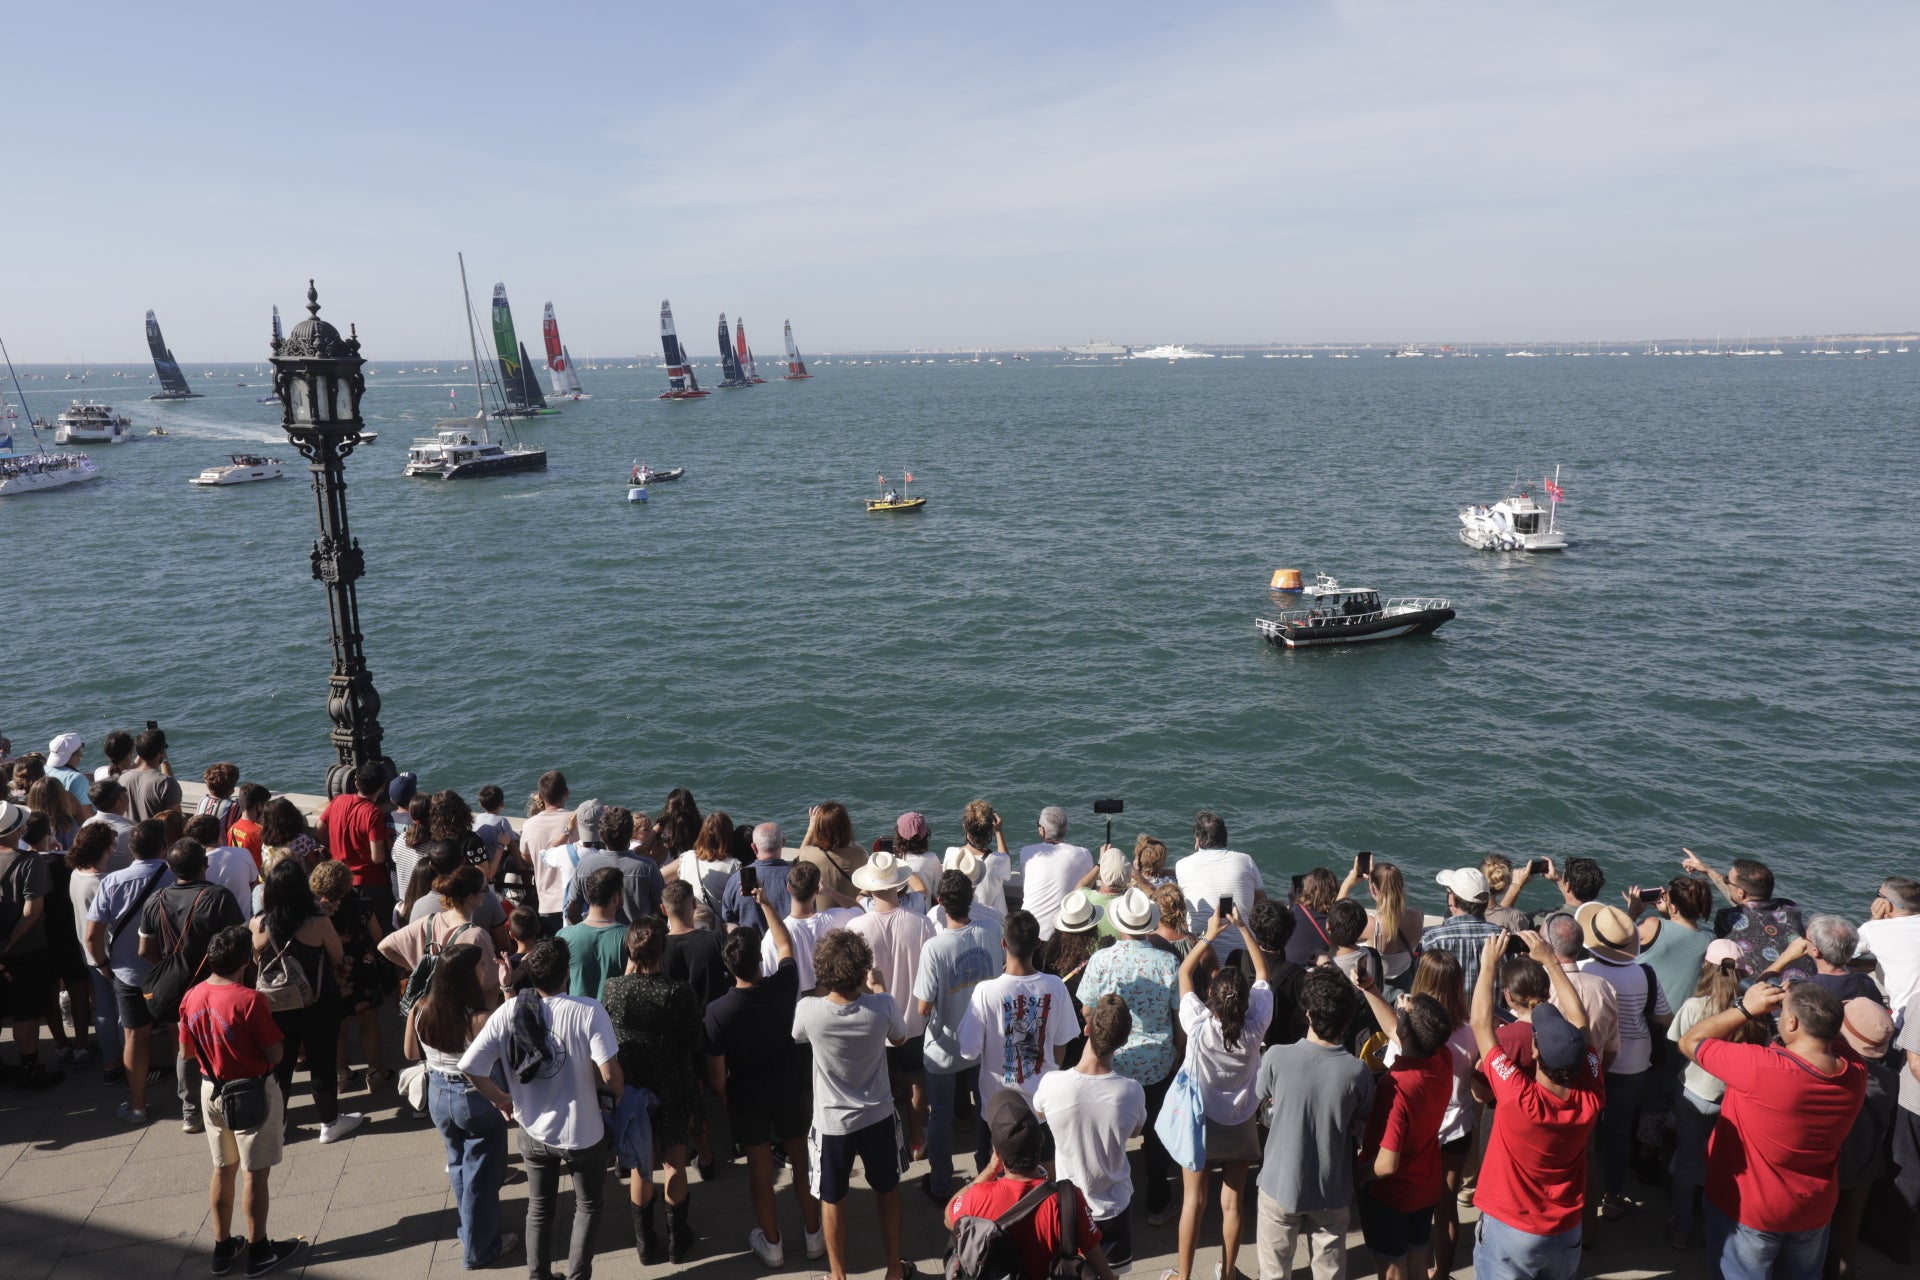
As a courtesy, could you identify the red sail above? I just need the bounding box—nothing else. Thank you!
[542,303,566,372]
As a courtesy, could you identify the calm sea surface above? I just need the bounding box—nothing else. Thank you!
[5,350,1916,918]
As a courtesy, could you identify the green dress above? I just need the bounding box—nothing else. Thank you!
[600,971,702,1148]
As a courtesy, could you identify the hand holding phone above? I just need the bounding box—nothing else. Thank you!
[1355,851,1373,876]
[1219,893,1235,919]
[739,864,758,894]
[1527,858,1550,877]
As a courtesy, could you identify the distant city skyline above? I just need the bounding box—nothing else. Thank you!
[5,2,1915,361]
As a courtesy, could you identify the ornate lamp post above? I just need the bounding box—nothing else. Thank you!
[270,282,392,797]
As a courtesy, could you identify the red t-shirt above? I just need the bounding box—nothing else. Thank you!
[949,1177,1102,1275]
[321,794,393,888]
[178,980,284,1081]
[1362,1049,1453,1211]
[1477,1046,1605,1236]
[1697,1038,1867,1233]
[227,818,264,867]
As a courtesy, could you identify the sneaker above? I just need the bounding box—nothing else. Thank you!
[317,1113,365,1144]
[210,1237,242,1276]
[748,1227,785,1267]
[144,1066,171,1089]
[115,1101,149,1126]
[804,1226,826,1261]
[183,1111,205,1134]
[69,1043,100,1068]
[12,1058,65,1090]
[244,1238,303,1278]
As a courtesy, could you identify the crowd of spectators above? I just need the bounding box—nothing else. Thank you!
[2,725,1918,1280]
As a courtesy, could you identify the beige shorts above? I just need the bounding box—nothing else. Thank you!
[200,1075,285,1172]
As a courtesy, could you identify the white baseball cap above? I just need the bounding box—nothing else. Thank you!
[1435,867,1491,902]
[48,733,84,766]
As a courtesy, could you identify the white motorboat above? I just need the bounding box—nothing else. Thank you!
[53,400,135,445]
[1458,469,1569,552]
[1257,573,1455,648]
[0,446,99,496]
[1131,344,1215,360]
[189,454,284,486]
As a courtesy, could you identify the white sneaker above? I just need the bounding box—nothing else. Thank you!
[318,1113,365,1144]
[804,1226,826,1260]
[748,1227,784,1267]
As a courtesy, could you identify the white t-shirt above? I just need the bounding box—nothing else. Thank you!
[850,903,938,1037]
[763,906,863,992]
[930,901,1004,933]
[960,970,1081,1100]
[945,846,1011,917]
[1178,981,1274,1125]
[1032,1069,1147,1220]
[676,852,739,914]
[458,992,618,1149]
[1018,842,1094,940]
[1860,915,1920,1013]
[204,845,257,916]
[1579,955,1671,1076]
[1175,848,1264,961]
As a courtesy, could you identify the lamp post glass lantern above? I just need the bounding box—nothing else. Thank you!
[270,281,392,798]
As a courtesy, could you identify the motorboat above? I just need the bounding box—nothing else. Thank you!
[867,495,927,513]
[632,463,684,485]
[0,446,99,496]
[404,425,545,479]
[1256,573,1454,648]
[1131,345,1214,360]
[189,454,284,486]
[1459,470,1568,552]
[53,401,136,444]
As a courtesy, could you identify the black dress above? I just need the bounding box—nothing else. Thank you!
[601,971,702,1148]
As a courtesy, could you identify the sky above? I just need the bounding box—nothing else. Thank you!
[5,1,1917,359]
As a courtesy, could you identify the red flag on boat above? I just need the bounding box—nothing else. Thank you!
[1544,476,1565,502]
[905,472,914,483]
[878,474,886,484]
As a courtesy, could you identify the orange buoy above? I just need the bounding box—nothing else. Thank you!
[1270,568,1304,593]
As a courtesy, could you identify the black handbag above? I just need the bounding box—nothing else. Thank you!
[212,1074,272,1132]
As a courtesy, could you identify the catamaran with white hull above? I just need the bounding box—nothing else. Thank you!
[1,340,99,495]
[145,311,202,400]
[782,320,813,380]
[407,255,547,479]
[658,301,710,399]
[543,303,590,401]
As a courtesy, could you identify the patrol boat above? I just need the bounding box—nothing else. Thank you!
[1256,573,1454,648]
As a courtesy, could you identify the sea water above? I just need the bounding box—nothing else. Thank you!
[4,352,1915,916]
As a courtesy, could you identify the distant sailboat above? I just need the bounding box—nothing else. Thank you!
[146,310,202,400]
[658,301,710,400]
[254,307,284,402]
[491,285,557,417]
[782,320,812,380]
[716,313,754,388]
[735,318,766,384]
[542,303,589,401]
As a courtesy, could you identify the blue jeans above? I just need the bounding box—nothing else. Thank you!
[428,1072,509,1268]
[86,969,121,1062]
[1669,1087,1721,1238]
[1704,1199,1829,1280]
[924,1064,978,1196]
[1476,1212,1581,1280]
[1598,1069,1647,1196]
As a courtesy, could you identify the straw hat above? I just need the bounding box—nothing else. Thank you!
[852,849,914,893]
[1055,889,1104,934]
[1109,887,1159,934]
[1580,904,1640,965]
[946,849,988,885]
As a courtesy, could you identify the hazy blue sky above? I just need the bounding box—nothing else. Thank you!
[7,2,1915,359]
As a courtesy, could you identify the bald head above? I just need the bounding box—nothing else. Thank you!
[753,822,782,858]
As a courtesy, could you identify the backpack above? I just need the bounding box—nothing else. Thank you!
[399,920,477,1015]
[140,887,214,1022]
[945,1177,1096,1280]
[256,933,316,1012]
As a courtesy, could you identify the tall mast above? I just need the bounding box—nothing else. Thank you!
[457,253,490,437]
[0,335,46,451]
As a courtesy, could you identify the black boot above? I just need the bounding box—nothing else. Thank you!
[667,1192,698,1263]
[633,1198,663,1265]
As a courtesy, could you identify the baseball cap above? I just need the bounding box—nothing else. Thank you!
[895,812,930,841]
[1435,867,1490,902]
[984,1088,1044,1172]
[1530,1002,1587,1072]
[387,771,418,809]
[48,733,84,766]
[575,799,607,844]
[1704,939,1743,969]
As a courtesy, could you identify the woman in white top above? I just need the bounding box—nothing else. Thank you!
[1170,906,1272,1280]
[404,942,517,1268]
[661,811,738,920]
[942,799,1011,916]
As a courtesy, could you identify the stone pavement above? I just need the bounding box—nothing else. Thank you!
[4,1018,1906,1280]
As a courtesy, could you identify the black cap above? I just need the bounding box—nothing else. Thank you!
[985,1088,1044,1172]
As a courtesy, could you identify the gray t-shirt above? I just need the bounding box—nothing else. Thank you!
[565,848,666,925]
[912,920,1002,1074]
[123,767,181,823]
[1254,1038,1375,1212]
[791,992,906,1135]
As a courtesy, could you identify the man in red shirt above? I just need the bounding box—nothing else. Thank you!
[178,925,302,1278]
[1354,986,1455,1280]
[945,1088,1118,1279]
[1469,930,1605,1280]
[1680,978,1866,1280]
[319,763,394,923]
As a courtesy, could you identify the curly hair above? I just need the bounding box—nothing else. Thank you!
[1207,962,1252,1050]
[66,822,117,871]
[1298,867,1338,914]
[1300,967,1358,1042]
[1326,899,1368,949]
[429,789,475,843]
[202,762,240,798]
[1247,898,1296,954]
[259,798,308,849]
[1134,835,1169,880]
[1086,994,1132,1058]
[308,858,352,901]
[813,928,873,998]
[961,799,996,850]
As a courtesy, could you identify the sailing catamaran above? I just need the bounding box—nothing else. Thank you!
[782,320,812,380]
[658,301,709,400]
[406,256,548,479]
[146,310,202,400]
[490,284,558,417]
[0,335,99,496]
[543,303,589,401]
[734,318,766,384]
[715,313,754,388]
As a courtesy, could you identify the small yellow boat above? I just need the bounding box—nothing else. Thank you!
[866,496,926,513]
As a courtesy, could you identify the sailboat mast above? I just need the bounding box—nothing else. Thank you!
[0,335,47,451]
[457,253,491,439]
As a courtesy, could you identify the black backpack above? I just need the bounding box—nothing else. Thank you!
[399,920,477,1015]
[945,1178,1097,1280]
[140,887,214,1023]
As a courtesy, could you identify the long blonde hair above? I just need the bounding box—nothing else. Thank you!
[1370,862,1408,951]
